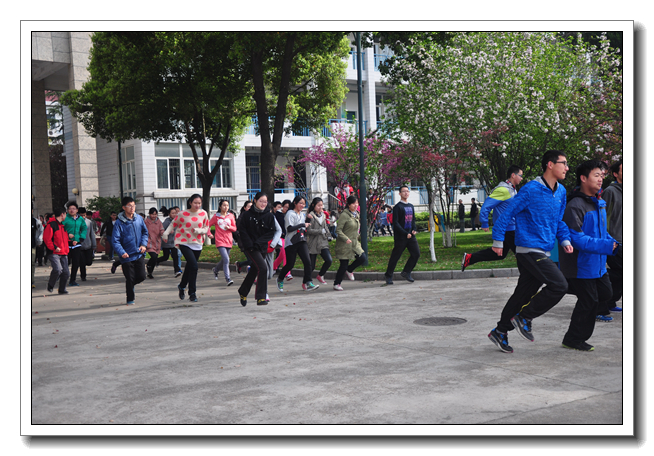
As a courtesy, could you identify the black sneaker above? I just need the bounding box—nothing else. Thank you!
[257,298,268,306]
[461,253,472,272]
[178,284,185,300]
[47,286,54,293]
[58,290,69,295]
[488,328,513,353]
[189,293,198,303]
[385,275,393,285]
[511,314,534,341]
[81,277,87,282]
[111,261,118,274]
[239,294,247,307]
[562,341,595,351]
[69,282,79,287]
[400,271,415,283]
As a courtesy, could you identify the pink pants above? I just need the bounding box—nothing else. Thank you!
[273,238,287,271]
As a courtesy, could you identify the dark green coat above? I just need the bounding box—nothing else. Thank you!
[335,209,364,260]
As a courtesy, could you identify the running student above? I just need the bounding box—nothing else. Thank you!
[487,150,573,353]
[43,207,70,294]
[306,197,333,285]
[157,206,182,277]
[333,195,367,291]
[234,200,253,275]
[145,207,164,279]
[208,199,237,286]
[559,160,619,351]
[162,194,211,303]
[384,185,420,284]
[112,196,149,305]
[237,192,276,306]
[63,202,87,287]
[462,165,523,271]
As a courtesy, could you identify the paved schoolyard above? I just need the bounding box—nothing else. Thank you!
[30,258,623,428]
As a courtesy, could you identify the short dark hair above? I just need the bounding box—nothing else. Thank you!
[506,165,522,179]
[346,195,358,207]
[575,159,604,188]
[67,202,78,210]
[273,201,281,207]
[121,196,135,207]
[541,150,566,172]
[399,185,410,192]
[610,160,622,180]
[53,207,66,218]
[281,199,291,207]
[148,207,158,215]
[78,206,86,214]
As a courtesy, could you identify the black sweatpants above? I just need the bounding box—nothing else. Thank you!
[334,252,367,285]
[68,247,83,283]
[157,247,181,274]
[278,241,313,284]
[469,230,516,265]
[120,256,146,302]
[563,273,613,345]
[384,235,420,278]
[496,251,568,333]
[310,248,333,277]
[606,254,623,308]
[238,249,268,300]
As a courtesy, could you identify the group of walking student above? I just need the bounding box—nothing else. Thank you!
[37,150,623,354]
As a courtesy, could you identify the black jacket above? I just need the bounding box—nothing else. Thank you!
[237,207,276,253]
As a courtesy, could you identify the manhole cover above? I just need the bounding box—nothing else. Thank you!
[413,317,467,326]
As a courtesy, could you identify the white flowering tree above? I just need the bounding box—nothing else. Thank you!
[383,32,622,190]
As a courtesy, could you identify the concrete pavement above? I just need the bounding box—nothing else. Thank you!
[30,257,623,427]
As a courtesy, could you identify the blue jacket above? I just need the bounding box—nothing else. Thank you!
[480,181,517,231]
[112,212,149,263]
[493,177,571,255]
[559,190,617,279]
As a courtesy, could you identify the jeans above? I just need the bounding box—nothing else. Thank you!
[496,252,568,333]
[215,246,232,281]
[47,254,70,292]
[563,273,613,345]
[334,252,367,285]
[157,248,181,274]
[278,241,313,284]
[469,230,516,265]
[178,245,202,295]
[459,218,465,232]
[238,249,268,300]
[310,248,333,277]
[121,256,146,302]
[68,247,83,283]
[385,235,420,278]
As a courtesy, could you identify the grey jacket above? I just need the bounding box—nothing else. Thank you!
[306,210,331,254]
[161,216,176,249]
[603,182,622,257]
[81,219,97,250]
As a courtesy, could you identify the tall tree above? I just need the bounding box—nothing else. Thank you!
[60,32,253,211]
[233,32,350,199]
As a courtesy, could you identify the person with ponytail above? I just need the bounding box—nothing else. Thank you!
[162,194,211,303]
[276,195,319,293]
[208,199,237,286]
[306,197,333,285]
[236,192,276,306]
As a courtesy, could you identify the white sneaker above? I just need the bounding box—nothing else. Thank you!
[333,284,344,291]
[346,271,355,281]
[285,273,293,281]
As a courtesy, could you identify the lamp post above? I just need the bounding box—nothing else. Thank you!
[356,32,368,264]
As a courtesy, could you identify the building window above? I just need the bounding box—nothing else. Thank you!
[122,145,136,199]
[246,155,260,191]
[155,143,232,190]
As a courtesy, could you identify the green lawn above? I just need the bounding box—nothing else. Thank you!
[186,229,516,272]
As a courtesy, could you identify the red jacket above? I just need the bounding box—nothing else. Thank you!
[43,217,70,255]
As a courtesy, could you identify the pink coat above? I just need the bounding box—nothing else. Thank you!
[208,212,237,248]
[145,217,164,254]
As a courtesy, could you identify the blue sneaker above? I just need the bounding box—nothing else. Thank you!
[511,314,534,341]
[596,314,613,322]
[488,328,513,353]
[276,281,284,293]
[126,300,135,306]
[609,306,622,312]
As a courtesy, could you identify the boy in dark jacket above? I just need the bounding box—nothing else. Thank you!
[384,186,420,284]
[43,207,70,294]
[112,197,148,305]
[488,150,573,353]
[559,160,619,351]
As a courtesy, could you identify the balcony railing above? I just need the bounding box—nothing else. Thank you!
[245,117,311,137]
[322,119,368,137]
[349,51,365,70]
[374,54,389,71]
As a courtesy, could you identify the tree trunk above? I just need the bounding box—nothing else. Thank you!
[427,180,437,262]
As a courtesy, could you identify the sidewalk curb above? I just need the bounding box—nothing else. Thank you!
[147,259,520,281]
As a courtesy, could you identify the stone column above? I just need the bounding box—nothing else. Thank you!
[31,79,52,215]
[68,32,99,207]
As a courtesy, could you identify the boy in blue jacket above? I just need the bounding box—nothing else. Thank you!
[112,196,148,305]
[488,150,573,353]
[559,160,619,351]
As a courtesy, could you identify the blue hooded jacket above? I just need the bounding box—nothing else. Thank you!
[480,180,517,231]
[112,211,149,263]
[559,190,617,279]
[493,176,571,255]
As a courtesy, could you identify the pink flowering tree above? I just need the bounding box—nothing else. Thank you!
[299,124,404,236]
